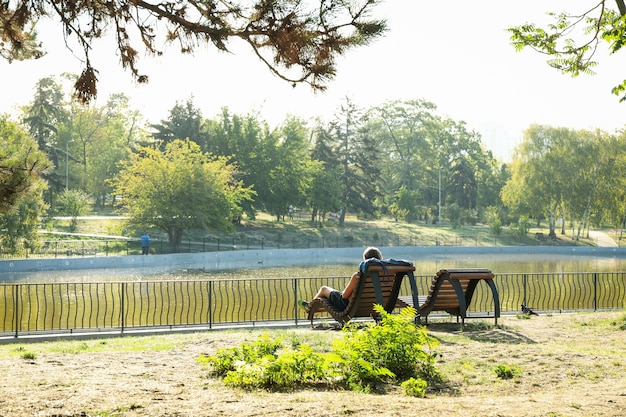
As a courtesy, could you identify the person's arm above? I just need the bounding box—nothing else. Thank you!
[341,271,361,299]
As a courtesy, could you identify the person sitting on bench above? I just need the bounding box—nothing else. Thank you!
[297,246,383,312]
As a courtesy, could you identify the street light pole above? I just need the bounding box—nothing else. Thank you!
[66,140,74,191]
[438,166,441,225]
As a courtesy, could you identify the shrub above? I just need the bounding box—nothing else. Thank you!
[333,305,440,391]
[402,377,428,397]
[494,364,521,379]
[199,333,283,377]
[198,305,441,393]
[21,351,36,360]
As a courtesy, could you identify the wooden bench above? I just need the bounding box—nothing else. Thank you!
[307,260,417,326]
[398,268,500,326]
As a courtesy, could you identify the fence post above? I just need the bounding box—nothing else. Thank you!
[121,282,125,334]
[293,278,299,326]
[593,273,598,311]
[14,284,19,339]
[208,281,213,329]
[522,274,527,306]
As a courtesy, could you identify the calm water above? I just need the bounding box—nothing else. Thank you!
[2,253,626,283]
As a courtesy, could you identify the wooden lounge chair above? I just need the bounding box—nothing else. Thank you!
[307,259,417,326]
[398,268,500,325]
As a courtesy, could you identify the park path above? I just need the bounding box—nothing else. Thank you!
[588,230,619,247]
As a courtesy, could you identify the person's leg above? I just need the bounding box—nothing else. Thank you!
[298,285,336,311]
[313,286,335,300]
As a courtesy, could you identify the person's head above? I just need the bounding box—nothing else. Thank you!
[362,246,382,260]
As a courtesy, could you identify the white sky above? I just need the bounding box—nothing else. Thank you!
[2,1,626,161]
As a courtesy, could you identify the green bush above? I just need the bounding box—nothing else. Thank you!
[198,305,441,393]
[494,364,521,379]
[401,377,428,397]
[333,305,440,391]
[199,333,283,377]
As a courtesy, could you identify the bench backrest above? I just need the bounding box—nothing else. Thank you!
[347,263,416,318]
[422,268,494,313]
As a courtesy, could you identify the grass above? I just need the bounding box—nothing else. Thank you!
[46,209,606,249]
[2,311,625,416]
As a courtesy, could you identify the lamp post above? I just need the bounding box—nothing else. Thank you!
[438,166,442,225]
[66,140,74,190]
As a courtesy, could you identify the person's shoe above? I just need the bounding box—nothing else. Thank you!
[297,299,310,311]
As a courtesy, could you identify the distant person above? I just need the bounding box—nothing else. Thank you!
[141,233,150,255]
[298,246,383,312]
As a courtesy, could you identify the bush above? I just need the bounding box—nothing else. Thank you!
[494,364,521,379]
[333,305,440,391]
[402,377,428,397]
[198,305,441,393]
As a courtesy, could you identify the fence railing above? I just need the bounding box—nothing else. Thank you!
[1,271,624,339]
[1,232,515,260]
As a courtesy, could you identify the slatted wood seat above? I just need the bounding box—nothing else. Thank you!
[307,260,417,326]
[398,268,500,325]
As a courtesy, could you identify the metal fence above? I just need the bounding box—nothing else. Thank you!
[1,233,513,260]
[1,271,624,339]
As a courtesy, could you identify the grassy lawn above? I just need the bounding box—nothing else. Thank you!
[46,210,607,248]
[1,311,625,416]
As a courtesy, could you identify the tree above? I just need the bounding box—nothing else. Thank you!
[0,0,387,102]
[0,116,50,253]
[21,76,67,191]
[0,192,48,255]
[318,98,382,225]
[508,1,626,101]
[261,116,314,221]
[57,189,91,232]
[111,139,254,251]
[0,115,51,214]
[501,125,603,238]
[306,160,342,226]
[152,98,207,149]
[204,109,270,218]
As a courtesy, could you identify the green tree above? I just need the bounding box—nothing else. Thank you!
[597,131,626,235]
[508,1,626,101]
[306,161,342,226]
[21,76,67,192]
[1,1,386,102]
[58,189,91,232]
[448,157,477,218]
[204,110,270,219]
[262,116,314,221]
[57,94,145,206]
[152,98,207,150]
[319,98,382,225]
[112,139,254,251]
[502,125,577,237]
[0,116,51,252]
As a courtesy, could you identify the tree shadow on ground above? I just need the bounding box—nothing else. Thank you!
[425,321,537,344]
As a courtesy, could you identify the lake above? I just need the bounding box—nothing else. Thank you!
[2,252,626,283]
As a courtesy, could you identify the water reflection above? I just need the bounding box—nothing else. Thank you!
[1,253,626,283]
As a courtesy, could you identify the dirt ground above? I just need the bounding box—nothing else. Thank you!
[1,311,625,417]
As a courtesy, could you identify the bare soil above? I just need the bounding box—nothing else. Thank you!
[1,311,625,417]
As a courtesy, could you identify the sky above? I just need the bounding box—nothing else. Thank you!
[2,1,626,161]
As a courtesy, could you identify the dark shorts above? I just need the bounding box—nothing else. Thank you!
[329,290,349,311]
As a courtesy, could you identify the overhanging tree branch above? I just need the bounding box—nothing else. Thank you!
[0,0,386,103]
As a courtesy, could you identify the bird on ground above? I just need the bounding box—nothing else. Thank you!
[521,304,539,316]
